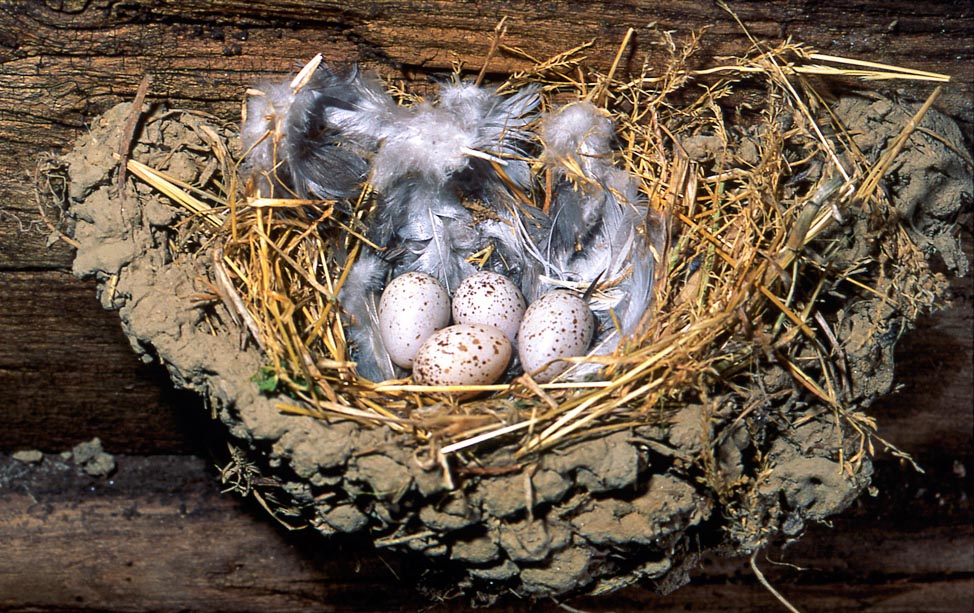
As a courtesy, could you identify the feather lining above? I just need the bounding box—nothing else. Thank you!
[539,101,657,371]
[240,80,298,197]
[366,80,541,292]
[241,64,400,199]
[241,65,662,382]
[338,249,400,382]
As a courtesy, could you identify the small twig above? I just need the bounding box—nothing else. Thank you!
[252,490,307,531]
[475,17,508,87]
[32,163,80,248]
[212,246,266,350]
[517,374,560,411]
[551,599,594,613]
[806,52,951,82]
[290,53,323,92]
[591,26,634,106]
[750,550,802,613]
[117,73,152,200]
[855,86,943,204]
[916,126,974,168]
[439,451,455,490]
[439,418,539,456]
[765,553,807,572]
[374,530,437,548]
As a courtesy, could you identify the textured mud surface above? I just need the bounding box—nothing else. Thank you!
[63,97,969,602]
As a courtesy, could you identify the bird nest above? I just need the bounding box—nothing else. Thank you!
[56,24,969,605]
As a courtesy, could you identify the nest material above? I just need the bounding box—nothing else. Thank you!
[59,27,971,603]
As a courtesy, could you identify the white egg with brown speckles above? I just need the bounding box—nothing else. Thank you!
[517,290,594,382]
[378,272,451,368]
[452,271,526,343]
[413,324,512,386]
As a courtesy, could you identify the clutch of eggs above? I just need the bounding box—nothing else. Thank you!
[376,271,595,387]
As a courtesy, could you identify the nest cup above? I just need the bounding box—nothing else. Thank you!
[61,27,969,603]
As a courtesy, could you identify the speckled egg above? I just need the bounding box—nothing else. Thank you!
[452,271,526,343]
[413,324,512,387]
[378,272,451,368]
[517,290,594,383]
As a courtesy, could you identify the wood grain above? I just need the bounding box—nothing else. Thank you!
[0,1,970,610]
[0,271,209,454]
[1,454,970,612]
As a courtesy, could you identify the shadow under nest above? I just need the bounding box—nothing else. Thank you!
[58,30,970,604]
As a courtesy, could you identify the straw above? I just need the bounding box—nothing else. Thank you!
[125,27,945,484]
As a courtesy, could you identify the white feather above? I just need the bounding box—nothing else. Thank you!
[240,80,298,197]
[541,101,616,169]
[367,80,541,293]
[370,102,474,191]
[338,249,399,382]
[538,101,658,377]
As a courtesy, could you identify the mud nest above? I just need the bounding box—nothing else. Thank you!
[54,29,970,604]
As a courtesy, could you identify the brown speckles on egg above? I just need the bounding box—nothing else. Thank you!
[413,324,512,386]
[378,272,451,368]
[517,290,594,383]
[452,271,526,343]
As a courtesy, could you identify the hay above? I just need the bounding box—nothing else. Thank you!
[90,19,966,602]
[127,28,946,462]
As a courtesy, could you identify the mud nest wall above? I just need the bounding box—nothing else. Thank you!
[57,32,971,603]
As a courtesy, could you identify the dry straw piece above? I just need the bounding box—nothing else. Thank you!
[159,31,947,463]
[79,19,967,602]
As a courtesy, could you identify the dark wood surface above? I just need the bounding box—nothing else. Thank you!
[0,1,971,610]
[1,453,971,612]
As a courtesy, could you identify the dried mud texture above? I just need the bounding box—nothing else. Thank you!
[826,95,970,404]
[65,97,970,603]
[834,94,971,277]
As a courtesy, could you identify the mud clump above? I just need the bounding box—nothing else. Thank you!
[62,96,970,603]
[70,437,117,477]
[8,440,116,477]
[11,450,44,464]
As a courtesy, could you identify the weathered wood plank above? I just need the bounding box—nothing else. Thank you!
[0,454,970,612]
[0,271,207,454]
[2,1,970,270]
[0,456,427,613]
[2,2,970,122]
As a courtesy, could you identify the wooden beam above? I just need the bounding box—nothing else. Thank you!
[0,454,970,612]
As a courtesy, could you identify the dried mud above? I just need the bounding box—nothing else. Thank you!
[64,97,970,602]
